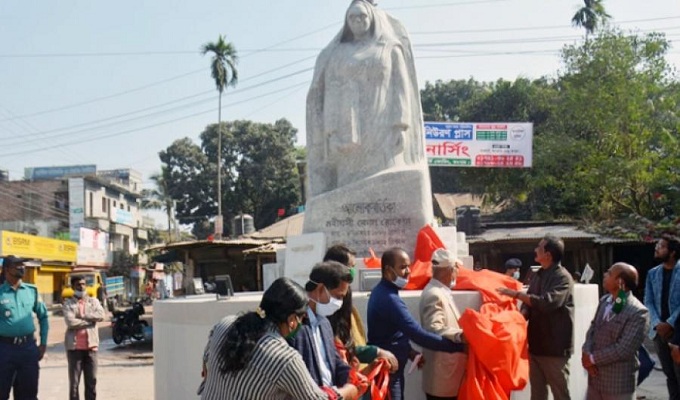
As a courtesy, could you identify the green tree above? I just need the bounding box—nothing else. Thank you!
[159,137,214,236]
[159,119,302,238]
[141,170,176,242]
[554,29,679,220]
[202,35,238,237]
[571,0,610,39]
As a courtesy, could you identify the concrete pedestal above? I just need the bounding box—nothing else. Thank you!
[154,284,598,400]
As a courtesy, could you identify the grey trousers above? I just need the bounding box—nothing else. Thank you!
[654,333,680,400]
[529,354,570,400]
[585,385,635,400]
[67,350,98,400]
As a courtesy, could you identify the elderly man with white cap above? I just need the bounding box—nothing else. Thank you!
[418,248,468,400]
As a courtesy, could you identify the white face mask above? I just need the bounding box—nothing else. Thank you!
[74,290,85,298]
[512,271,520,280]
[393,275,409,289]
[313,287,343,317]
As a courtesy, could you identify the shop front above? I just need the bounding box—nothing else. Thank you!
[0,230,77,305]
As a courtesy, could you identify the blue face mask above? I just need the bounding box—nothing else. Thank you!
[393,274,408,289]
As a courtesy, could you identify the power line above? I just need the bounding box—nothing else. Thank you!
[0,67,315,146]
[0,80,311,157]
[409,15,680,35]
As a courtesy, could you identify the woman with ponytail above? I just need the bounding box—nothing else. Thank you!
[199,277,358,400]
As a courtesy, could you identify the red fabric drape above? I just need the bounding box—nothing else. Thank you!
[404,225,445,290]
[456,268,528,400]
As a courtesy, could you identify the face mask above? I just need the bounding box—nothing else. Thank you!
[12,267,25,278]
[512,271,520,280]
[393,274,408,289]
[74,290,85,298]
[449,279,457,289]
[285,316,302,339]
[313,287,343,317]
[349,267,356,280]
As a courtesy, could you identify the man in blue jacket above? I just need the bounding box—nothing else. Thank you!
[644,233,680,400]
[288,261,354,395]
[367,247,464,400]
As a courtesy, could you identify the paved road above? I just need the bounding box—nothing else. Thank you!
[37,305,155,399]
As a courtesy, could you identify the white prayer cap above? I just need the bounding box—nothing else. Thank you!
[431,248,459,269]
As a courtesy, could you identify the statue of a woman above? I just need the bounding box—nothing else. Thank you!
[306,0,425,197]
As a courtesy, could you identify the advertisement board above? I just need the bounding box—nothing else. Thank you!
[0,231,77,262]
[77,228,111,267]
[425,122,533,168]
[68,178,85,242]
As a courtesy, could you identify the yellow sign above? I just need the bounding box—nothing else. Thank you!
[0,231,77,263]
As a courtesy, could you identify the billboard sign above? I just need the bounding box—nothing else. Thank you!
[0,231,77,262]
[68,178,85,242]
[25,165,96,181]
[425,122,533,168]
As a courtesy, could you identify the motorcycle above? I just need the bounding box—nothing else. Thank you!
[111,301,148,345]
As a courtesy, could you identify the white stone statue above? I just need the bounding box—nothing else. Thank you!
[306,0,425,196]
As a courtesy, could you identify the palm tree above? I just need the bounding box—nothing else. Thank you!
[201,35,238,239]
[572,0,611,39]
[141,173,175,242]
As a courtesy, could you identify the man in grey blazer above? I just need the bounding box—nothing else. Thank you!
[418,248,467,400]
[582,263,650,400]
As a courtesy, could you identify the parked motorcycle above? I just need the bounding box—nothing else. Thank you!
[111,301,148,344]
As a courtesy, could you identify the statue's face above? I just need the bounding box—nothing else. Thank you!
[347,3,371,39]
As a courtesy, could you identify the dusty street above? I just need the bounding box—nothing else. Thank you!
[37,305,155,399]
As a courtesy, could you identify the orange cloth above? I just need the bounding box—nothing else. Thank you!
[404,225,444,290]
[456,269,528,400]
[363,248,382,269]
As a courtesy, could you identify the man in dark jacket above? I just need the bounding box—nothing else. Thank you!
[288,261,353,393]
[498,235,574,400]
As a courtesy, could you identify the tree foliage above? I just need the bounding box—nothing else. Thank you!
[423,29,680,229]
[159,119,301,238]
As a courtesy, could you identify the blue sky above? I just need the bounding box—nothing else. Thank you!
[0,0,678,194]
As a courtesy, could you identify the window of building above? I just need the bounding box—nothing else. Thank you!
[113,200,117,208]
[127,205,130,212]
[120,203,124,210]
[102,197,107,213]
[89,192,94,217]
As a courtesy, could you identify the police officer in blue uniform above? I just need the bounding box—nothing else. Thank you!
[0,255,49,400]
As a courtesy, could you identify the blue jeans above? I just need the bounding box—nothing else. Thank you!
[0,340,40,400]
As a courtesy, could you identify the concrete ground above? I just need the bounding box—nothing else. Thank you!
[37,305,155,399]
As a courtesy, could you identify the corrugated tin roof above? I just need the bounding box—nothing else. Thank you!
[242,242,286,256]
[147,238,272,252]
[468,225,603,243]
[247,212,304,240]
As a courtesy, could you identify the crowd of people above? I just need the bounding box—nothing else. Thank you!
[196,233,680,400]
[0,232,678,399]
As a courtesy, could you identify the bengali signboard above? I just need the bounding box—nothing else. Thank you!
[68,178,85,242]
[425,122,533,168]
[77,228,111,267]
[0,231,77,262]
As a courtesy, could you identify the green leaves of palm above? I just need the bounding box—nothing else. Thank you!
[201,35,238,93]
[572,0,611,36]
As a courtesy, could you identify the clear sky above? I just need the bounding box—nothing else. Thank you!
[1,0,678,191]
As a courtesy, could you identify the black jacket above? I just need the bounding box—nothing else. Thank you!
[521,263,575,357]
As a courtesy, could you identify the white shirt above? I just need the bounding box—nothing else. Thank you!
[307,307,333,387]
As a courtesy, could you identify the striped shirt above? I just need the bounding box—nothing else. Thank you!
[201,316,330,400]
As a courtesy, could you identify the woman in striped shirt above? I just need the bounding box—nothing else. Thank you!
[200,277,358,400]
